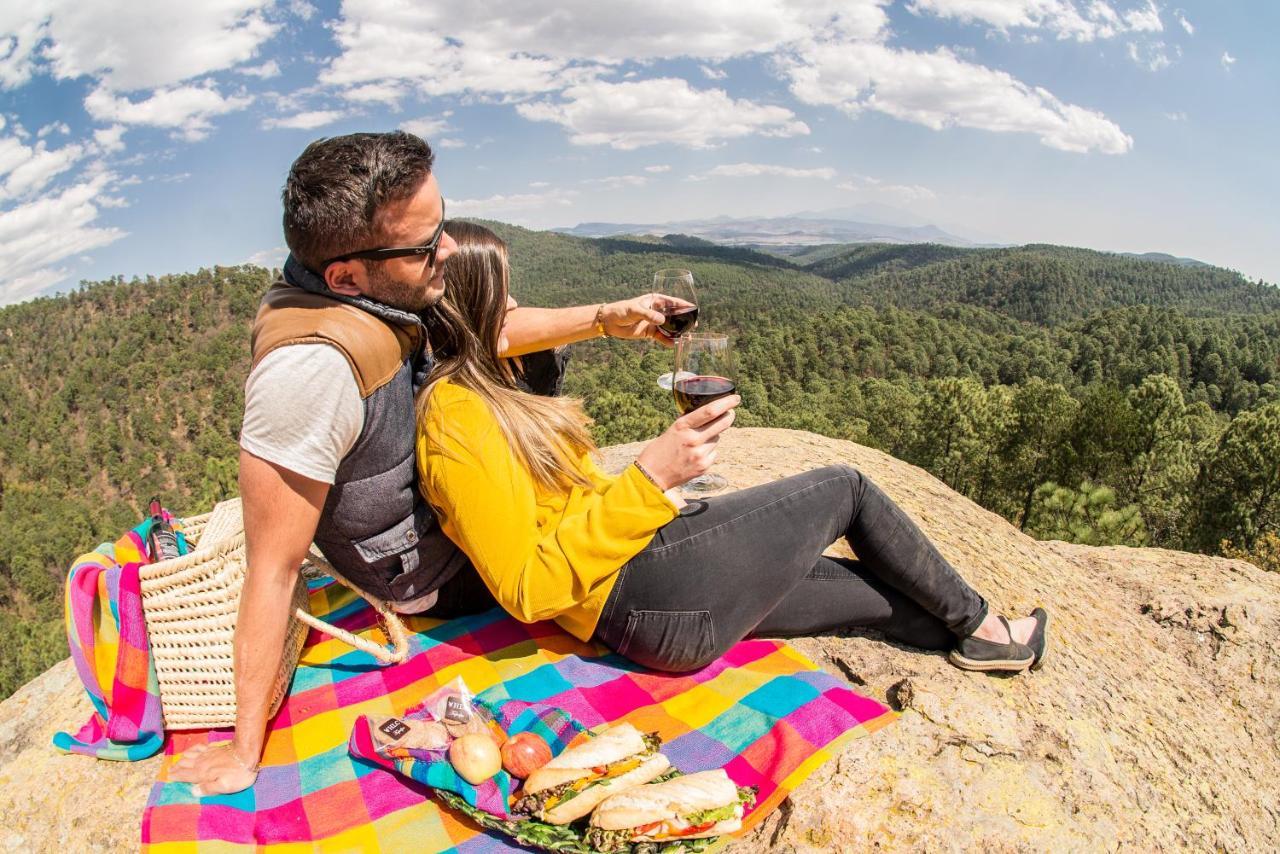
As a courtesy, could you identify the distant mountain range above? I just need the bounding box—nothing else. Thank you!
[555,210,1214,268]
[1117,252,1209,268]
[555,212,985,249]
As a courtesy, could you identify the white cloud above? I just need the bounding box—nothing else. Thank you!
[644,164,671,173]
[324,1,885,87]
[837,174,937,203]
[316,0,1124,156]
[42,0,277,91]
[322,15,569,97]
[583,174,649,190]
[0,133,85,200]
[700,65,727,80]
[1164,111,1187,122]
[908,0,1162,41]
[1221,51,1236,70]
[400,113,454,139]
[783,43,1132,154]
[262,109,347,130]
[37,122,71,139]
[701,162,836,180]
[321,1,888,98]
[450,188,579,218]
[1128,41,1177,72]
[436,138,467,149]
[238,59,281,79]
[528,181,551,188]
[339,81,408,107]
[93,124,127,154]
[0,11,48,89]
[288,0,317,20]
[0,172,126,304]
[85,83,254,141]
[1176,11,1193,35]
[518,78,808,149]
[245,246,287,268]
[1122,1,1163,35]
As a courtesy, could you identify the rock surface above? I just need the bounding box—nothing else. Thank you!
[2,428,1277,851]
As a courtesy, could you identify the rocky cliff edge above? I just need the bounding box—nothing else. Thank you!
[1,428,1276,851]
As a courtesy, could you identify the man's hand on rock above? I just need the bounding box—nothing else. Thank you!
[170,740,260,797]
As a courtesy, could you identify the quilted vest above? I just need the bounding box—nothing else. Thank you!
[249,281,467,602]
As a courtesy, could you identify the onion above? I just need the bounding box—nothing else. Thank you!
[449,733,501,784]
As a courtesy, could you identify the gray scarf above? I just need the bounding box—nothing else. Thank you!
[282,253,433,383]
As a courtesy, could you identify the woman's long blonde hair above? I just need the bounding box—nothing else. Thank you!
[418,221,597,492]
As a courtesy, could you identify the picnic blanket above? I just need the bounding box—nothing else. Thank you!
[54,514,187,761]
[143,576,895,852]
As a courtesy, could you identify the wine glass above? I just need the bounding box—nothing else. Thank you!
[653,268,700,340]
[672,333,738,495]
[653,268,699,392]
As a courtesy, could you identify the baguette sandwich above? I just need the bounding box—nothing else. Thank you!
[584,769,756,851]
[510,722,669,825]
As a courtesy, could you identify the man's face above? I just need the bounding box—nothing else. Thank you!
[359,172,456,312]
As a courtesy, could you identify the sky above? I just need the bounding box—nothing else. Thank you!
[0,0,1276,305]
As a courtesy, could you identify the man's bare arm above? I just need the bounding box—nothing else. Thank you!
[500,295,671,357]
[171,449,328,795]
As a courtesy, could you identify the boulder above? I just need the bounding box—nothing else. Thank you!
[2,428,1276,851]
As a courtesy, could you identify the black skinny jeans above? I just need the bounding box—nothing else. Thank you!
[593,465,988,672]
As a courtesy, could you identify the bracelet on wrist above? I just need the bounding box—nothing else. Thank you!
[632,460,664,491]
[226,743,260,773]
[593,303,608,338]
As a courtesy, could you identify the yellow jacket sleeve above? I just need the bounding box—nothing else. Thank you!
[418,384,678,625]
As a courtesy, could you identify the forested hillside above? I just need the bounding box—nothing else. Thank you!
[1,229,1277,698]
[828,244,1280,325]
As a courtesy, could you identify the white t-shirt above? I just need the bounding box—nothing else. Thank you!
[240,344,364,484]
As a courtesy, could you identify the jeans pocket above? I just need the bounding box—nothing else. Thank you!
[617,610,716,672]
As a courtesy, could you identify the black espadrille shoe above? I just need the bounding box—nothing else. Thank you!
[948,618,1034,673]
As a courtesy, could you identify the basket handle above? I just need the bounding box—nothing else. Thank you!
[292,547,411,664]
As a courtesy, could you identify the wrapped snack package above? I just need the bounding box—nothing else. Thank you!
[349,683,584,818]
[367,715,451,757]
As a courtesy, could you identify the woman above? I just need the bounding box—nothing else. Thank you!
[417,223,1048,674]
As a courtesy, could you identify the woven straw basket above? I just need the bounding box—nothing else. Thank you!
[139,498,411,730]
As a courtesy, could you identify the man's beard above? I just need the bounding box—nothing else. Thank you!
[364,263,441,313]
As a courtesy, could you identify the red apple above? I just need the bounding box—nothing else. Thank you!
[500,731,552,778]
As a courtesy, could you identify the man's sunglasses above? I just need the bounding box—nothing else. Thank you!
[323,199,447,270]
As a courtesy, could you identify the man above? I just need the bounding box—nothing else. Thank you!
[172,132,669,795]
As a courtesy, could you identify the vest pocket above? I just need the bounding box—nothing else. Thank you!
[351,511,436,598]
[352,513,423,562]
[616,609,716,673]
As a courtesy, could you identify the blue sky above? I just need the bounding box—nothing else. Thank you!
[0,0,1275,305]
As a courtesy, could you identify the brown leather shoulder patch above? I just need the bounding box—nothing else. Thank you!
[250,283,419,398]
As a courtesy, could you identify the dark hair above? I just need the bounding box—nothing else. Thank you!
[282,131,435,272]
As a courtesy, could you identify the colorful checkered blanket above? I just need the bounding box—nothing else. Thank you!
[142,577,894,851]
[54,514,186,761]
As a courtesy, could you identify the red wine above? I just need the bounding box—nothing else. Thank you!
[658,305,698,338]
[674,375,736,414]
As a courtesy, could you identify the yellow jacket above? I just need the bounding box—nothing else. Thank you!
[417,381,680,641]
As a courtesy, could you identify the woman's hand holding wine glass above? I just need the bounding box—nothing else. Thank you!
[635,392,739,491]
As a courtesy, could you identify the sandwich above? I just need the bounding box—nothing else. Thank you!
[584,769,757,852]
[510,722,669,825]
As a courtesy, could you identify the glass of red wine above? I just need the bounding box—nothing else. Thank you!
[672,333,737,494]
[653,268,699,340]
